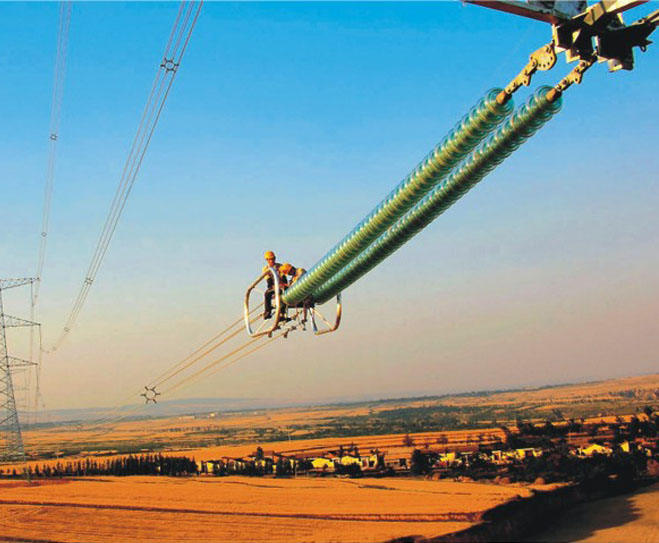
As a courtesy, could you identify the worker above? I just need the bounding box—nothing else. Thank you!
[262,250,281,320]
[262,251,306,319]
[279,262,307,286]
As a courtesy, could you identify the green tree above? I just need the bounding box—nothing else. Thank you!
[410,449,431,475]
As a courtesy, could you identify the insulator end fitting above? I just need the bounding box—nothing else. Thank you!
[547,88,562,103]
[496,90,511,105]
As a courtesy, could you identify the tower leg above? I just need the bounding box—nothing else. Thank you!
[0,288,29,479]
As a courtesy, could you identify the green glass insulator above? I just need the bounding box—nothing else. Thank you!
[312,86,562,304]
[283,89,514,306]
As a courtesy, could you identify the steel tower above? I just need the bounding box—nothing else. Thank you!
[0,278,38,465]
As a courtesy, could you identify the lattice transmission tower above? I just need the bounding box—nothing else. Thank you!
[0,278,38,465]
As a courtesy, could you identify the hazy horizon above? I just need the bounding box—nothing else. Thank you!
[24,370,659,427]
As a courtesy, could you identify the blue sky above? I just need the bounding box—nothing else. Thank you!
[1,2,658,410]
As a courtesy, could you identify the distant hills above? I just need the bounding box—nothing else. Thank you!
[24,372,659,426]
[23,397,303,426]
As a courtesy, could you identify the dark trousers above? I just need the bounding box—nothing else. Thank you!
[264,286,289,318]
[264,289,275,316]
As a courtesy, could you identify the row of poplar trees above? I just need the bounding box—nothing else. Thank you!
[3,454,199,478]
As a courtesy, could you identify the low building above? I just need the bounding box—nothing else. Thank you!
[513,448,543,460]
[311,457,334,471]
[573,443,613,457]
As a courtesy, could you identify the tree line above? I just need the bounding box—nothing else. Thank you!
[0,454,198,479]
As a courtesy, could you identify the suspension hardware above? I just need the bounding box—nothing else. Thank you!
[497,43,557,104]
[547,54,597,102]
[141,386,160,404]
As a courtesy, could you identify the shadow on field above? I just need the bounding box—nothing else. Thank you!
[524,491,641,542]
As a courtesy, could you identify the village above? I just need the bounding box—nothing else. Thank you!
[196,413,658,483]
[2,408,656,486]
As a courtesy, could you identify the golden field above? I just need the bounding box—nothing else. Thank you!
[0,476,532,542]
[1,373,656,542]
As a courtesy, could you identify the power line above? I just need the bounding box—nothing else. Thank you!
[75,307,303,437]
[47,1,203,352]
[85,317,294,439]
[80,308,264,430]
[28,2,72,429]
[33,2,72,306]
[149,305,263,390]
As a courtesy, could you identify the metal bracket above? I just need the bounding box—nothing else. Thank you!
[552,3,659,70]
[597,8,658,71]
[499,43,557,103]
[547,53,597,102]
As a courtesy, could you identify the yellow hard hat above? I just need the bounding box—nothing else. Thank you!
[280,263,293,274]
[264,250,276,260]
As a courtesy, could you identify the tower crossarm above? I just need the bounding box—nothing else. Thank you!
[7,356,36,368]
[0,278,37,291]
[2,315,39,328]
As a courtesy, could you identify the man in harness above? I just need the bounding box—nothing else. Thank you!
[262,251,306,320]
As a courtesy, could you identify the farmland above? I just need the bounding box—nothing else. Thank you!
[0,476,532,542]
[21,373,659,459]
[1,373,657,543]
